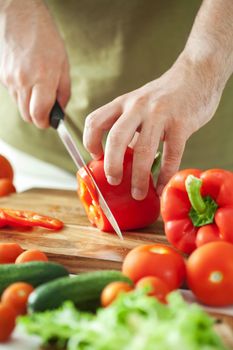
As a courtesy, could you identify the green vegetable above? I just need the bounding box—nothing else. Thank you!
[19,290,226,350]
[28,270,132,313]
[0,261,69,294]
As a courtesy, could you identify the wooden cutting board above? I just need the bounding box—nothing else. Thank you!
[0,188,167,273]
[0,188,232,348]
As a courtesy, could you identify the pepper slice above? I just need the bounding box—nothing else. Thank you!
[0,208,64,230]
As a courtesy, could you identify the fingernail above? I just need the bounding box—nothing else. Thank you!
[107,176,120,186]
[156,185,164,196]
[132,188,145,201]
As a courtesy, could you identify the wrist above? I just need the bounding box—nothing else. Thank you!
[177,49,229,95]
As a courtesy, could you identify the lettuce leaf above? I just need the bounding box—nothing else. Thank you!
[19,290,227,350]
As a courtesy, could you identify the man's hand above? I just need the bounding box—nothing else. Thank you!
[0,0,70,128]
[83,0,233,200]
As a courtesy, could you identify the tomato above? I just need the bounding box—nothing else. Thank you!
[0,303,16,342]
[101,281,133,307]
[0,155,14,181]
[186,241,233,306]
[15,249,48,263]
[122,244,186,291]
[0,243,24,264]
[1,282,34,315]
[0,179,16,197]
[136,276,170,303]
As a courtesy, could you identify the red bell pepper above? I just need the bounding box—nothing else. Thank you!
[77,147,160,232]
[161,169,233,254]
[0,208,64,230]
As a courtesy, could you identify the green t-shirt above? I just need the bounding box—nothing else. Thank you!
[0,0,232,173]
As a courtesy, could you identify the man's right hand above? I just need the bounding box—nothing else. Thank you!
[0,0,70,128]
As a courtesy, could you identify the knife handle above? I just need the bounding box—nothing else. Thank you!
[49,100,65,129]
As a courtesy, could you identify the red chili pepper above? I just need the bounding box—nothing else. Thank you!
[0,208,63,230]
[161,169,233,254]
[77,148,160,232]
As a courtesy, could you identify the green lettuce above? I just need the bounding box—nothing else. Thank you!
[19,290,227,350]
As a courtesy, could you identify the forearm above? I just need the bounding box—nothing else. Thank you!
[183,0,233,91]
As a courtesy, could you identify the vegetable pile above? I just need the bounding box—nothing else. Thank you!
[19,290,227,350]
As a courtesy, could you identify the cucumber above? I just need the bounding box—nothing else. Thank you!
[28,270,132,313]
[0,261,69,294]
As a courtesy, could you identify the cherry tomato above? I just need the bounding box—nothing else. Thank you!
[186,241,233,306]
[101,281,133,307]
[136,276,170,303]
[2,282,34,315]
[0,179,16,197]
[15,249,48,264]
[0,303,16,342]
[122,244,186,291]
[0,243,24,264]
[0,155,14,181]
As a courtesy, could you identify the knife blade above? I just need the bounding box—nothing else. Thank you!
[50,101,123,240]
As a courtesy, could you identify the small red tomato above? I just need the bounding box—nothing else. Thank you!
[15,249,48,263]
[122,244,186,291]
[136,276,170,303]
[187,241,233,306]
[101,281,133,307]
[2,282,34,315]
[0,243,24,264]
[0,303,16,342]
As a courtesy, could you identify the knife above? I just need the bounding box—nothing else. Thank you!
[49,101,123,240]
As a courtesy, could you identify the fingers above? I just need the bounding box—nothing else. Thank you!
[156,130,186,195]
[29,83,56,128]
[131,121,163,200]
[83,100,122,160]
[17,88,32,122]
[57,59,71,108]
[104,111,141,185]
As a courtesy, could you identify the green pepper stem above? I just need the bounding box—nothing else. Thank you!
[151,152,161,176]
[185,175,206,214]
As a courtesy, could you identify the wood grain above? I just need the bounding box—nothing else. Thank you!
[0,188,167,273]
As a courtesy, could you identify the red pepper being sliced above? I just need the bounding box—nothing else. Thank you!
[0,208,63,230]
[161,168,233,254]
[77,147,160,232]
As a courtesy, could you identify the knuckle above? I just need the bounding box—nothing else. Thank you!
[83,137,94,153]
[112,94,125,104]
[108,130,124,147]
[36,62,48,79]
[31,106,43,121]
[150,98,167,115]
[105,163,118,176]
[134,144,152,157]
[14,69,28,87]
[132,95,148,109]
[85,113,99,130]
[133,171,149,189]
[1,71,13,86]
